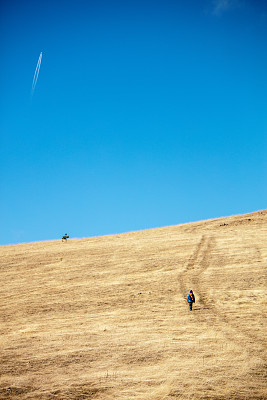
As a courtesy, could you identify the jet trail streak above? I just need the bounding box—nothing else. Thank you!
[31,52,42,95]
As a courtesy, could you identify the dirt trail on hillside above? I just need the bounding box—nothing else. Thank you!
[180,234,265,346]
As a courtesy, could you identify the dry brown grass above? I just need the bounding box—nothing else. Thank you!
[0,210,266,399]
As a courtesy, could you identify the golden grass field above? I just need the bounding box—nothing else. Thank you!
[0,210,266,399]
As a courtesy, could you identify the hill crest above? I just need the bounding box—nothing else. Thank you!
[0,209,266,399]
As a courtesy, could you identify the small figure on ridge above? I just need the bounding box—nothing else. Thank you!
[62,233,69,242]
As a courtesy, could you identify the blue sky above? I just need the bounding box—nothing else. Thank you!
[0,0,266,245]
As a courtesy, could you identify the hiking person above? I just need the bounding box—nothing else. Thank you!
[187,290,195,311]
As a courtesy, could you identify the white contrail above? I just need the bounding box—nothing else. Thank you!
[32,52,42,93]
[31,52,42,95]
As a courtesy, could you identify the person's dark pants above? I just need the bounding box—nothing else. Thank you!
[189,302,193,311]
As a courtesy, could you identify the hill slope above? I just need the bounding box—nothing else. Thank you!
[0,211,266,399]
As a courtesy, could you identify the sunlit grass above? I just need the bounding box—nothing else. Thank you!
[0,210,266,399]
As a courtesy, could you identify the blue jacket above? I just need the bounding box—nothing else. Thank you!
[187,293,195,303]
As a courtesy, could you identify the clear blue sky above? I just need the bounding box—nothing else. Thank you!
[0,0,266,245]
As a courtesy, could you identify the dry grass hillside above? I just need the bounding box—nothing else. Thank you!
[0,210,266,400]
